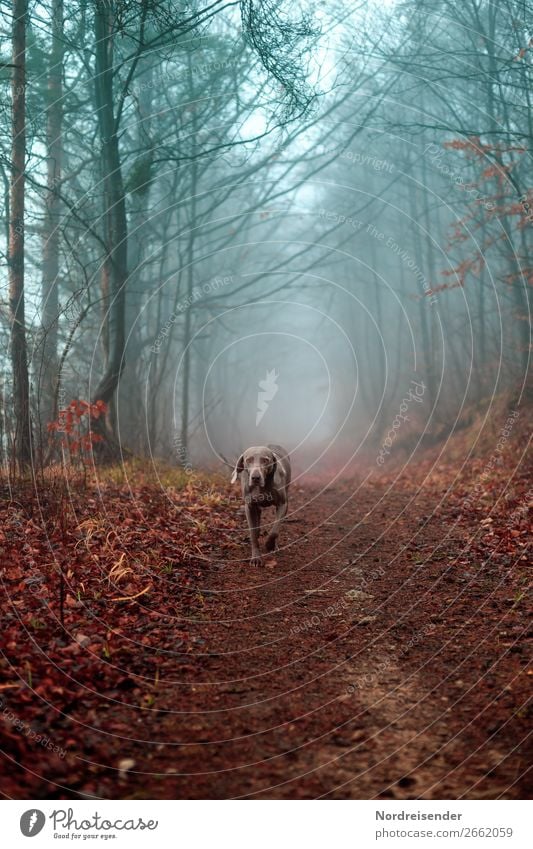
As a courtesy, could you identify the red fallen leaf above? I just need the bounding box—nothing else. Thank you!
[65,595,83,609]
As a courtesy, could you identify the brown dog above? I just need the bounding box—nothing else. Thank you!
[231,444,291,565]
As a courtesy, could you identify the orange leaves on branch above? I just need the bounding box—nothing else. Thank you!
[425,279,464,297]
[444,137,526,192]
[513,40,533,61]
[444,136,482,154]
[438,136,532,288]
[47,399,108,457]
[440,253,486,289]
[444,137,526,159]
[482,164,503,180]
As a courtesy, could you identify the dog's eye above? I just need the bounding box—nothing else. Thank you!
[260,457,269,464]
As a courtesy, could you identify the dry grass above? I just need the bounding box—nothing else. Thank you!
[96,457,221,490]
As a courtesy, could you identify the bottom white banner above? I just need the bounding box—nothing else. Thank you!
[3,799,531,848]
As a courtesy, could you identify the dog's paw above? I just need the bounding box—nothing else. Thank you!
[250,554,262,567]
[265,535,277,552]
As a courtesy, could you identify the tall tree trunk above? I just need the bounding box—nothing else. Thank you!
[180,54,199,461]
[484,3,529,379]
[477,217,488,391]
[418,128,438,409]
[40,0,64,439]
[367,225,390,438]
[179,233,196,462]
[514,224,532,381]
[9,0,32,470]
[91,1,128,434]
[407,177,435,411]
[119,62,154,452]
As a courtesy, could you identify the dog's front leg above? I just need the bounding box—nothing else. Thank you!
[245,502,262,566]
[265,499,288,552]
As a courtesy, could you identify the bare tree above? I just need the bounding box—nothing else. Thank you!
[39,0,64,436]
[8,0,31,470]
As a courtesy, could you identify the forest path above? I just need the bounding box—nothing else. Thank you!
[77,476,529,799]
[2,472,529,799]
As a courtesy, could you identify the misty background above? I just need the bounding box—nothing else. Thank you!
[0,0,530,475]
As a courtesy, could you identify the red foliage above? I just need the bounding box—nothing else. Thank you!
[438,137,531,287]
[47,399,108,457]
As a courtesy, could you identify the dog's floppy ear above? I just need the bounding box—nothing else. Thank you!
[231,454,244,484]
[267,449,277,478]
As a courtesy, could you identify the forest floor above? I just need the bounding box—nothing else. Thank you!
[0,417,531,799]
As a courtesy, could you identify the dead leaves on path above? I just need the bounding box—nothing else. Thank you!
[0,478,240,730]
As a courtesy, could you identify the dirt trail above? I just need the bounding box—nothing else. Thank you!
[1,474,530,799]
[63,479,532,798]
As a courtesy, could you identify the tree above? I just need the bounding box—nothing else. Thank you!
[9,0,31,470]
[39,0,64,438]
[84,0,318,452]
[90,0,130,429]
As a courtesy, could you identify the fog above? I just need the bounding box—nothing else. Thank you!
[0,0,530,473]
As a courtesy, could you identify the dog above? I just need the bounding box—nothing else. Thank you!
[231,444,291,565]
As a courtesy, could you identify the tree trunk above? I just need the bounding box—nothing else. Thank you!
[118,61,154,452]
[40,0,63,439]
[91,1,128,432]
[407,179,434,411]
[179,54,199,462]
[9,0,32,471]
[368,226,389,435]
[418,129,438,410]
[484,3,529,379]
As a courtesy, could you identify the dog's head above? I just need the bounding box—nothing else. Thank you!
[231,446,277,488]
